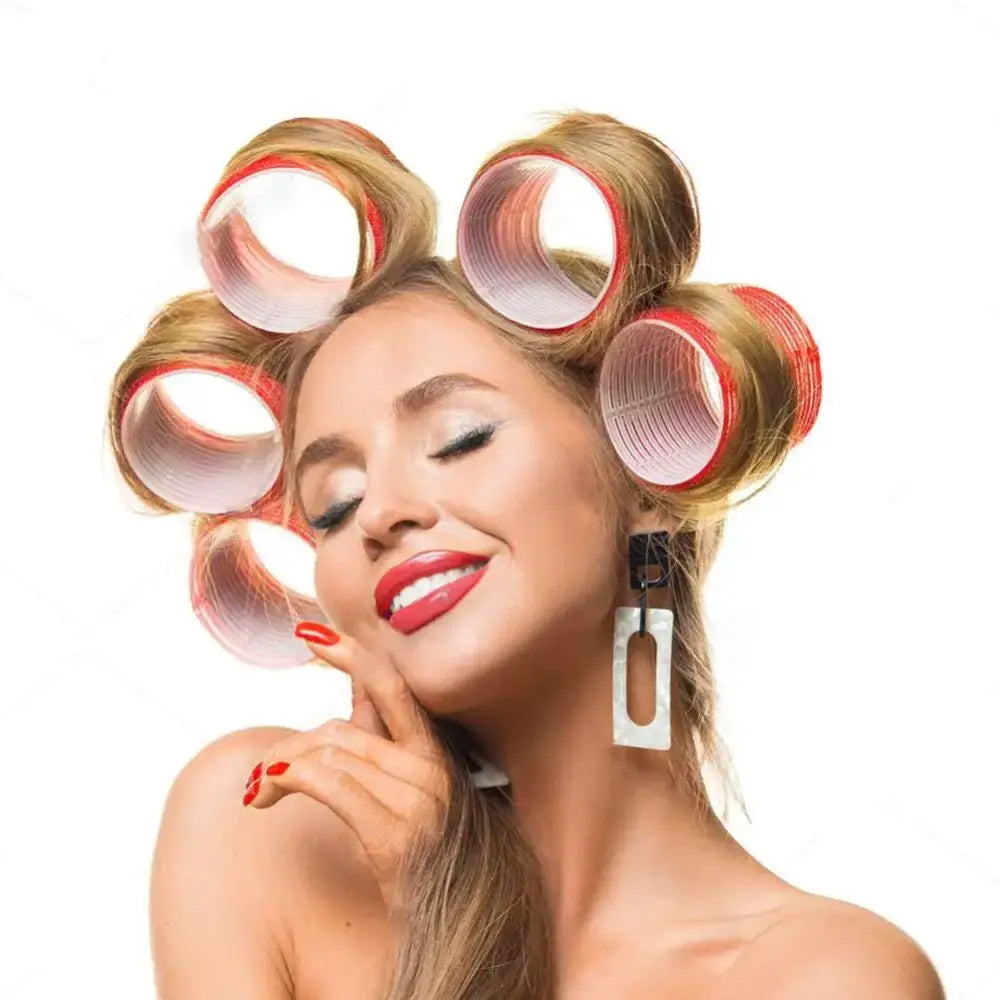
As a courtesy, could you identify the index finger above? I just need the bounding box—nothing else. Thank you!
[302,631,436,750]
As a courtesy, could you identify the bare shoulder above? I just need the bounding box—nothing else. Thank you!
[179,724,384,904]
[170,727,393,998]
[150,726,302,998]
[719,894,946,999]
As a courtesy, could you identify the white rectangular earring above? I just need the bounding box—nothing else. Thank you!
[613,530,674,750]
[612,605,674,749]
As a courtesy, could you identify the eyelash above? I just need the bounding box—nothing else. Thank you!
[309,423,497,534]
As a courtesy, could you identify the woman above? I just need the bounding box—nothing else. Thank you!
[111,113,944,999]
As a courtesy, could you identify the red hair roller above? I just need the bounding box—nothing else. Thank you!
[197,151,386,334]
[189,494,330,668]
[117,358,285,514]
[456,150,629,333]
[598,287,821,489]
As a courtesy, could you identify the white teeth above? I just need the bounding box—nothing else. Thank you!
[390,563,486,615]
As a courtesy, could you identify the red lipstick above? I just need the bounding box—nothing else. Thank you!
[374,550,490,634]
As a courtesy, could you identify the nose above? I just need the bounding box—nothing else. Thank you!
[354,458,438,555]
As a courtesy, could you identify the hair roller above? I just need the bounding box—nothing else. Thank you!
[189,494,331,668]
[723,284,822,444]
[598,284,822,503]
[598,306,736,491]
[456,110,699,360]
[197,117,437,334]
[109,290,295,515]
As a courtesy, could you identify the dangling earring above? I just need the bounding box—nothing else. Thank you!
[467,748,511,789]
[440,718,511,790]
[613,530,674,750]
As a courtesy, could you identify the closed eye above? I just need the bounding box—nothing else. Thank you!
[429,423,496,460]
[308,422,498,534]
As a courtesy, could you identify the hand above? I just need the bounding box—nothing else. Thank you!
[242,629,453,917]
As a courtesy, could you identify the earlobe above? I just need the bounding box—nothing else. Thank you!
[625,493,678,538]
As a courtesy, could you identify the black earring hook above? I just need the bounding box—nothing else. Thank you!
[628,530,672,637]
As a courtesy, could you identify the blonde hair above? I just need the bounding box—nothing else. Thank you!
[106,110,810,1000]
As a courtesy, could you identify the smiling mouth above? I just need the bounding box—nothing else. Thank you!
[387,561,487,617]
[385,560,491,634]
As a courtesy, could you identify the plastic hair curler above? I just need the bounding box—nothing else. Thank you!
[197,151,385,335]
[455,114,699,346]
[457,149,629,332]
[597,285,822,489]
[189,494,326,668]
[196,118,434,335]
[117,356,286,514]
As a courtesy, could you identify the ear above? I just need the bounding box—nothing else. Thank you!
[625,491,680,537]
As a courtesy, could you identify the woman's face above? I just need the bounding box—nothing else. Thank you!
[292,290,623,715]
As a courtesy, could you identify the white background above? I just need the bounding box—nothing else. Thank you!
[1,0,997,997]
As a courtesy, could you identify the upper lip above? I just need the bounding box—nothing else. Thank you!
[374,550,489,619]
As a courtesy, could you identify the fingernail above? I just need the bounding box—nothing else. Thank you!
[294,621,340,645]
[243,780,261,806]
[265,761,291,776]
[245,761,264,788]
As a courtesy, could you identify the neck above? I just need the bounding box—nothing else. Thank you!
[448,603,788,964]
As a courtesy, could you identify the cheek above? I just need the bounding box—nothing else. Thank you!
[484,427,617,562]
[311,546,376,634]
[479,434,621,648]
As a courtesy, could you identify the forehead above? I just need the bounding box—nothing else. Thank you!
[293,291,530,442]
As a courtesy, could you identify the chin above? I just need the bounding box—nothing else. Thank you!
[399,636,514,715]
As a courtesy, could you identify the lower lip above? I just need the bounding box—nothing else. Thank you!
[387,562,489,634]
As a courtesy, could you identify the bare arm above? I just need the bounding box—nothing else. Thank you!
[150,727,299,1000]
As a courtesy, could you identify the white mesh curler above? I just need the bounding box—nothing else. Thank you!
[197,152,385,334]
[599,286,822,489]
[118,359,285,514]
[190,496,332,669]
[598,307,737,488]
[457,151,627,332]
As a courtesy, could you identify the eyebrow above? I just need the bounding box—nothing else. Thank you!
[293,371,500,502]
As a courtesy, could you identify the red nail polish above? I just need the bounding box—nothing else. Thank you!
[243,780,261,806]
[294,621,340,645]
[266,761,290,776]
[245,761,263,788]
